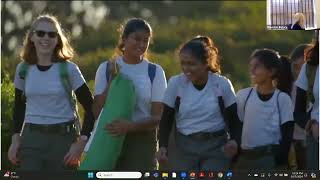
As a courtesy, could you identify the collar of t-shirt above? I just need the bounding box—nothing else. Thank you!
[257,91,274,101]
[193,83,206,91]
[37,64,53,71]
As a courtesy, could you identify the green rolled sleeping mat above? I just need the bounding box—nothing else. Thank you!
[79,73,136,170]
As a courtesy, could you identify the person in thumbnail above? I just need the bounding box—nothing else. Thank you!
[156,36,242,171]
[235,49,294,170]
[288,43,313,170]
[294,39,319,170]
[8,14,95,170]
[93,18,167,170]
[288,13,305,30]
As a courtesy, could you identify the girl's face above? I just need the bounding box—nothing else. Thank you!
[123,30,150,59]
[31,20,58,56]
[179,50,208,84]
[249,58,274,85]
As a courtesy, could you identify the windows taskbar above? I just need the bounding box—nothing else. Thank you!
[0,170,318,179]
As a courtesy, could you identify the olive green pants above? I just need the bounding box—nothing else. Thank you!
[18,124,77,170]
[173,131,230,171]
[307,135,319,170]
[115,130,157,171]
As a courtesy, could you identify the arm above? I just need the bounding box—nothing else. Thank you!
[63,83,95,166]
[92,62,110,120]
[74,83,95,138]
[12,88,26,136]
[8,88,26,165]
[294,87,308,128]
[129,102,164,132]
[275,121,294,166]
[92,85,110,120]
[224,103,243,148]
[158,104,175,148]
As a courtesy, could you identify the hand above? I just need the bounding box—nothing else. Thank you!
[155,147,168,164]
[306,120,313,132]
[63,138,87,167]
[311,120,319,142]
[8,134,21,165]
[105,119,133,137]
[222,140,238,158]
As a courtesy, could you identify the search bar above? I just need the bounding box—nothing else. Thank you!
[96,172,142,179]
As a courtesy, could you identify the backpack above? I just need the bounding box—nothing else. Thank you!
[19,61,81,135]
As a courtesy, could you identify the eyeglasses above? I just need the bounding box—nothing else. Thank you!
[33,30,58,38]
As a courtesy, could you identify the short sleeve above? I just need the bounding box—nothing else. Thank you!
[68,62,86,91]
[221,78,236,107]
[295,63,308,91]
[151,65,167,102]
[279,92,294,124]
[162,76,179,108]
[94,62,108,96]
[14,62,25,91]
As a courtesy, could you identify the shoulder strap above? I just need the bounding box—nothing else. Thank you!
[306,63,317,104]
[105,61,111,82]
[59,62,81,135]
[148,62,156,84]
[19,62,29,80]
[243,87,254,113]
[59,62,72,93]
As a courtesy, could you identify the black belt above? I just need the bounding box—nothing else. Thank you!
[183,129,226,140]
[25,121,75,134]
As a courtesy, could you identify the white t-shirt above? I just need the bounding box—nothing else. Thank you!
[162,72,236,135]
[295,63,319,122]
[94,57,167,122]
[236,88,294,149]
[14,61,85,124]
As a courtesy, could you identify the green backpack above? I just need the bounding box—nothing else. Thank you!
[19,61,81,135]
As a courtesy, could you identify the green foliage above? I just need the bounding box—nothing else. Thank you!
[1,72,15,170]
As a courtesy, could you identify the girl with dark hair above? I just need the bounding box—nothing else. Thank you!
[288,43,313,170]
[294,39,319,170]
[156,36,242,171]
[93,18,167,170]
[235,48,294,170]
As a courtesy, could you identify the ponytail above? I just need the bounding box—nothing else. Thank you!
[186,35,221,74]
[276,56,294,96]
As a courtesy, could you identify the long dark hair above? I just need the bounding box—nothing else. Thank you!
[112,18,152,60]
[250,48,293,95]
[305,40,319,66]
[179,36,221,74]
